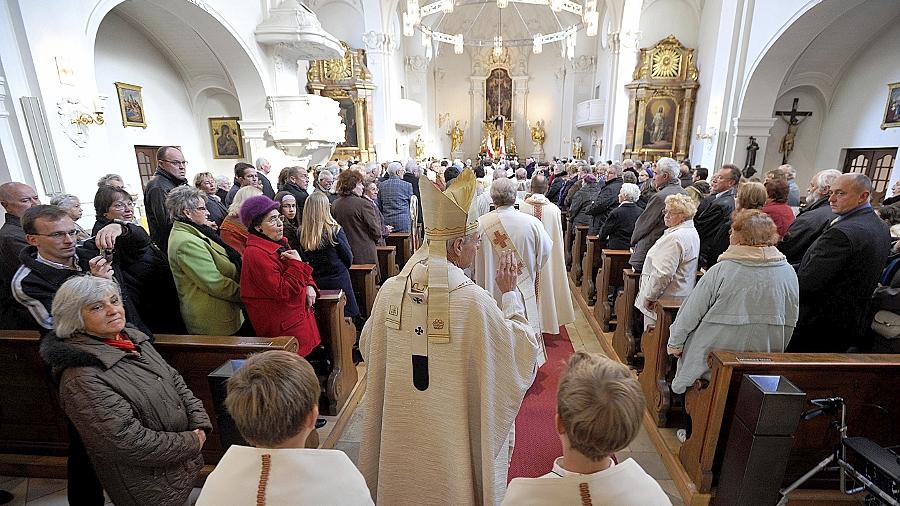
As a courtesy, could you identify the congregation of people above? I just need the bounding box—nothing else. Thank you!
[1,142,897,505]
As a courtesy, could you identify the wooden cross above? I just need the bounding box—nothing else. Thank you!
[774,98,813,164]
[493,230,510,248]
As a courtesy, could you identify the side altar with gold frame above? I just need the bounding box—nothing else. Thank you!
[307,42,376,162]
[623,35,699,161]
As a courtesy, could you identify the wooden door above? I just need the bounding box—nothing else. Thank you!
[842,148,897,204]
[134,145,161,192]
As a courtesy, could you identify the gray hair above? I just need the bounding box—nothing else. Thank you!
[515,168,527,179]
[655,157,680,181]
[52,276,122,339]
[405,159,421,176]
[50,193,80,210]
[165,185,206,219]
[607,163,623,178]
[779,164,796,180]
[622,172,637,184]
[215,175,231,187]
[255,157,269,170]
[317,170,334,182]
[811,169,842,197]
[619,183,640,203]
[97,174,124,187]
[388,162,404,177]
[622,159,635,170]
[490,178,517,207]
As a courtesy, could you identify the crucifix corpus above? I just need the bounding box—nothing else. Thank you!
[775,98,813,164]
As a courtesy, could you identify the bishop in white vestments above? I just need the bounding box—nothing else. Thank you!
[474,178,552,340]
[518,175,576,334]
[358,168,541,506]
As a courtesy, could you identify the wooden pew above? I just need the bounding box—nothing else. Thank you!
[560,210,568,237]
[376,245,399,280]
[637,296,684,427]
[680,351,900,495]
[592,249,632,332]
[386,232,413,270]
[613,268,641,364]
[580,236,603,305]
[570,225,589,286]
[0,330,298,467]
[564,218,574,270]
[313,289,359,416]
[349,264,377,317]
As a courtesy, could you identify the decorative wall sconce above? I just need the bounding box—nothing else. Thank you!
[695,125,717,141]
[68,96,107,126]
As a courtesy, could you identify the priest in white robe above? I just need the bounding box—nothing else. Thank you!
[519,175,576,334]
[359,168,541,506]
[474,177,552,340]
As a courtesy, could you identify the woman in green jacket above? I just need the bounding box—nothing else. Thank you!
[165,186,245,335]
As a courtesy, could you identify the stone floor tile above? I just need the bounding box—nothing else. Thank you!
[657,479,685,506]
[619,451,671,480]
[20,487,66,506]
[334,441,361,465]
[1,477,26,506]
[25,478,66,502]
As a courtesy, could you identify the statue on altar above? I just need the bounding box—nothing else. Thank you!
[448,121,465,153]
[414,134,425,160]
[530,120,546,153]
[572,136,585,160]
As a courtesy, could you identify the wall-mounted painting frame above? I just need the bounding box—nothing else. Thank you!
[114,82,146,128]
[881,82,900,130]
[208,117,244,159]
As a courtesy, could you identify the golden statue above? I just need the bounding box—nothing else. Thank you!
[508,136,517,156]
[529,120,546,153]
[448,121,465,153]
[572,136,585,160]
[414,134,425,160]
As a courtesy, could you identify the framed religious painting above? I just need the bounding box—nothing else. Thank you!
[642,96,679,153]
[337,98,358,148]
[881,82,900,129]
[114,82,146,128]
[208,117,244,159]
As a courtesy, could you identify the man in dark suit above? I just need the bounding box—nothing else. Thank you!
[778,169,841,265]
[788,173,890,352]
[143,146,188,253]
[586,163,623,235]
[694,164,741,268]
[629,157,686,272]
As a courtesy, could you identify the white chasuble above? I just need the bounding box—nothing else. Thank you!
[359,259,540,506]
[474,207,552,339]
[519,194,576,334]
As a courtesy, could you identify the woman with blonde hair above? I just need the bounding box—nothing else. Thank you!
[194,171,227,227]
[220,185,262,254]
[634,193,700,329]
[735,181,767,211]
[298,192,360,320]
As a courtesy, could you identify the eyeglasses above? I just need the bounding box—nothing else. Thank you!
[110,201,135,211]
[31,229,79,239]
[265,214,285,226]
[160,159,188,166]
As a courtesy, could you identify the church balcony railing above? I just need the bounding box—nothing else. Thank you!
[575,98,606,128]
[394,98,424,129]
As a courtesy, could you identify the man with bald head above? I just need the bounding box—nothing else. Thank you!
[0,182,41,329]
[144,145,188,252]
[789,173,890,352]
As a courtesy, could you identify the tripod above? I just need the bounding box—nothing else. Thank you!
[776,397,899,506]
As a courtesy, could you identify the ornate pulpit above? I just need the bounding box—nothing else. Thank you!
[307,42,377,162]
[623,35,699,161]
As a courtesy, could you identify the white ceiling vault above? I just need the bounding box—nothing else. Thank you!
[780,0,900,108]
[110,0,237,103]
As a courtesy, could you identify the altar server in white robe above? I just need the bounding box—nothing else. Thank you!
[197,351,373,506]
[519,175,576,335]
[359,168,541,506]
[468,167,508,224]
[475,178,552,343]
[503,352,671,506]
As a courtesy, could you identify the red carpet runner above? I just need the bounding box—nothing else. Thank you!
[507,328,575,481]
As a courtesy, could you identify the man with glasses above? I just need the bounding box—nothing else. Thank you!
[144,146,188,252]
[11,205,142,331]
[0,182,42,329]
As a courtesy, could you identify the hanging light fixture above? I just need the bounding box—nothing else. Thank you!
[497,0,508,8]
[454,33,464,54]
[493,8,503,57]
[533,33,543,54]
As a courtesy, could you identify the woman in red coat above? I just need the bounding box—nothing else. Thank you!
[762,179,795,239]
[238,195,321,356]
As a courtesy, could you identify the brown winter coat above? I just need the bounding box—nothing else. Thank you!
[332,193,384,281]
[40,326,211,506]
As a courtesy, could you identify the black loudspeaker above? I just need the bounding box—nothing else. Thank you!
[208,359,249,450]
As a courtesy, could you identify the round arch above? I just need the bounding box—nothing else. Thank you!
[85,0,271,121]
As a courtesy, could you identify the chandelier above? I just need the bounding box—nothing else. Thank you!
[403,0,599,60]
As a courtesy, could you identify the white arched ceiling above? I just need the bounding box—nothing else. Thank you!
[314,0,366,48]
[639,0,699,49]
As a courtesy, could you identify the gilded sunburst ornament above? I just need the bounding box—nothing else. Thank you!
[651,48,681,78]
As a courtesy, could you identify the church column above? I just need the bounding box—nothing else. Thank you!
[469,76,487,156]
[605,0,642,159]
[731,116,775,173]
[363,31,398,159]
[512,76,528,157]
[0,76,30,183]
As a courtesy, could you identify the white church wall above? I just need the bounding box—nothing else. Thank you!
[529,49,567,158]
[193,90,244,177]
[816,26,900,179]
[432,54,470,158]
[94,13,208,206]
[743,0,819,86]
[639,0,699,50]
[314,0,365,49]
[761,87,825,186]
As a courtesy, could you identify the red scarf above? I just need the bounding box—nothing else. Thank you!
[102,332,137,352]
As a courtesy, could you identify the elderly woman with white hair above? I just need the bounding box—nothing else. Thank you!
[50,193,90,241]
[634,193,700,328]
[598,182,644,250]
[40,275,211,506]
[377,161,414,233]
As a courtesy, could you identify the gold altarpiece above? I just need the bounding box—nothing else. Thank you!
[623,35,699,161]
[307,42,376,162]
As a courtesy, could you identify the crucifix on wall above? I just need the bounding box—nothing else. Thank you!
[775,98,813,164]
